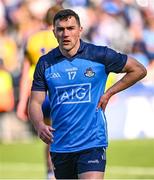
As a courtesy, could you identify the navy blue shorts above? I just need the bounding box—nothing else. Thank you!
[50,147,106,179]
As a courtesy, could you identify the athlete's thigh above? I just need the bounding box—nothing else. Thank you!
[50,152,78,179]
[77,147,106,179]
[79,171,105,179]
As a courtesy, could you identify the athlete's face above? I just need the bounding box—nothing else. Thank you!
[53,16,82,54]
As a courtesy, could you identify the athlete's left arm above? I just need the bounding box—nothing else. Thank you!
[97,56,147,111]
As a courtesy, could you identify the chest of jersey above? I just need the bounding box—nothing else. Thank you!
[45,58,106,85]
[45,58,107,105]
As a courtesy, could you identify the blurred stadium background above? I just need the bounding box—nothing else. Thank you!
[0,0,154,179]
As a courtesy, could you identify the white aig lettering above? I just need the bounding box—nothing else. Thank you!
[56,83,91,104]
[60,88,86,102]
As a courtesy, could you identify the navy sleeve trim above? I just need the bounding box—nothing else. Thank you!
[31,56,48,92]
[104,47,128,74]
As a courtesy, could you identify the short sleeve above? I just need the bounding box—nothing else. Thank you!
[104,47,127,74]
[31,56,48,91]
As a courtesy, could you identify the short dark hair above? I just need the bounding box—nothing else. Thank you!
[53,9,81,26]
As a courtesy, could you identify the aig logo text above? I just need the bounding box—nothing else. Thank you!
[56,83,91,104]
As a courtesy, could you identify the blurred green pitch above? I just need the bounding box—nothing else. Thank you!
[0,139,154,179]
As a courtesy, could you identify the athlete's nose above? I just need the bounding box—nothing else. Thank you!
[63,29,69,37]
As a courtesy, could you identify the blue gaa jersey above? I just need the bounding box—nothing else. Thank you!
[32,40,127,152]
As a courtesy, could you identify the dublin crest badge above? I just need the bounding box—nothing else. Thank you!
[84,67,95,77]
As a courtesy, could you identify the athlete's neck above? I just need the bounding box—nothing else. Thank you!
[60,39,80,58]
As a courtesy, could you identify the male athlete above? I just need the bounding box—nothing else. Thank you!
[17,5,62,179]
[28,9,147,179]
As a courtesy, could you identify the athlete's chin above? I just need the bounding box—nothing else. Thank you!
[62,45,73,51]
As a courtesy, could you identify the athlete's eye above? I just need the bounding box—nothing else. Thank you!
[67,27,75,30]
[57,27,64,32]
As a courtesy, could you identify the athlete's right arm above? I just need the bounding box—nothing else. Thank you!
[28,91,54,144]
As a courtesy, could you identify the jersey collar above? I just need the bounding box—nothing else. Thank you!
[54,39,85,59]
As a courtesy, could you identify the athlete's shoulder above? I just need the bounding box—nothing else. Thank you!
[83,41,106,50]
[38,45,58,58]
[37,46,59,66]
[80,40,108,63]
[83,40,126,58]
[47,46,60,58]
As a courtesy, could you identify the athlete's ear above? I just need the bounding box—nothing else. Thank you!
[79,26,83,37]
[53,28,57,38]
[80,26,83,32]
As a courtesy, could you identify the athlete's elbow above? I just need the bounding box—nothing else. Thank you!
[137,65,147,80]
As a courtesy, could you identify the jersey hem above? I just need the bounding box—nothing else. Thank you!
[50,144,108,153]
